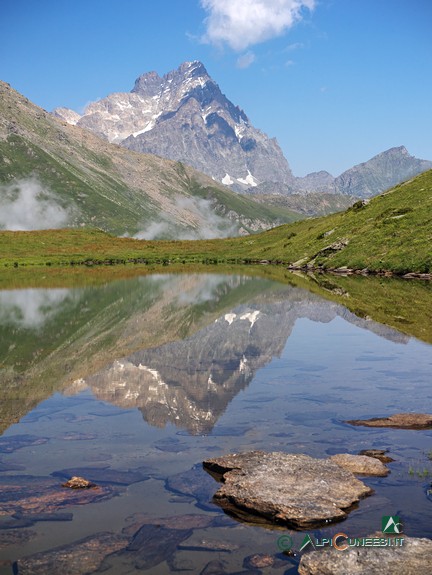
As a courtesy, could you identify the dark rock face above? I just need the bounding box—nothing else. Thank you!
[203,451,373,528]
[298,534,432,575]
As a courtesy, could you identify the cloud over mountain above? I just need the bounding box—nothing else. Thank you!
[200,0,315,51]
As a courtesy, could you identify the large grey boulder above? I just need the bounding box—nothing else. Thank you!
[203,451,373,528]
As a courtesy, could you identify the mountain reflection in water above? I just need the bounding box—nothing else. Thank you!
[0,273,426,437]
[63,275,408,434]
[1,272,432,573]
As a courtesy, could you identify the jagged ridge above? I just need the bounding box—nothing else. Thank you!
[54,61,294,190]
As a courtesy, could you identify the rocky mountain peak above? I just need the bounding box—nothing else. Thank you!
[177,60,209,78]
[52,61,293,188]
[52,64,431,198]
[131,70,162,97]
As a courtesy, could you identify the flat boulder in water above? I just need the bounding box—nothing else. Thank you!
[345,413,432,429]
[330,454,390,476]
[203,451,373,528]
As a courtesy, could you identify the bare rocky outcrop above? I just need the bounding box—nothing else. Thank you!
[298,534,432,575]
[346,413,432,429]
[203,451,374,528]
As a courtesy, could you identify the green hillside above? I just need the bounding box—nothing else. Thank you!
[1,168,430,275]
[0,81,299,236]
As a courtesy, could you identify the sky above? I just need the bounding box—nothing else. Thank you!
[1,0,431,176]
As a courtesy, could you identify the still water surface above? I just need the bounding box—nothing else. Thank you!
[0,273,431,574]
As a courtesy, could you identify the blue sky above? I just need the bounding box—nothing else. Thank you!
[1,0,431,176]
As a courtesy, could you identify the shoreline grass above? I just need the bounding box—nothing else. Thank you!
[0,169,431,276]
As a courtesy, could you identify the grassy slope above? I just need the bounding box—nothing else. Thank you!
[1,169,431,274]
[0,81,299,236]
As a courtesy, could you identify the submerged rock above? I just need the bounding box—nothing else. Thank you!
[0,475,117,515]
[166,464,220,510]
[53,465,150,486]
[178,535,239,552]
[120,524,192,570]
[0,529,36,549]
[203,451,372,528]
[243,553,275,568]
[330,454,389,476]
[358,449,395,463]
[346,413,432,429]
[122,512,230,536]
[0,434,48,454]
[0,461,25,472]
[298,534,432,575]
[14,531,128,574]
[200,560,228,575]
[199,559,261,575]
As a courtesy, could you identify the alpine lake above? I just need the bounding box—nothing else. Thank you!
[0,268,431,574]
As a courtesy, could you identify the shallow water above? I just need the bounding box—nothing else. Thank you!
[0,273,431,574]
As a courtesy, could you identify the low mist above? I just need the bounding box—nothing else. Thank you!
[0,178,71,230]
[133,196,238,240]
[0,288,72,329]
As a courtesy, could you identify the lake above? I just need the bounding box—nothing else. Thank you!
[0,272,431,574]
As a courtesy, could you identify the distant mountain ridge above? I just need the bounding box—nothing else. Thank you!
[292,145,432,198]
[54,61,432,200]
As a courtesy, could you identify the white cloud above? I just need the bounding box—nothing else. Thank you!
[200,0,315,51]
[236,51,256,68]
[0,289,72,329]
[133,196,237,240]
[0,178,72,231]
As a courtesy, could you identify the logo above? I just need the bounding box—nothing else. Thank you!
[382,516,403,534]
[277,535,293,552]
[277,516,405,554]
[299,534,315,552]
